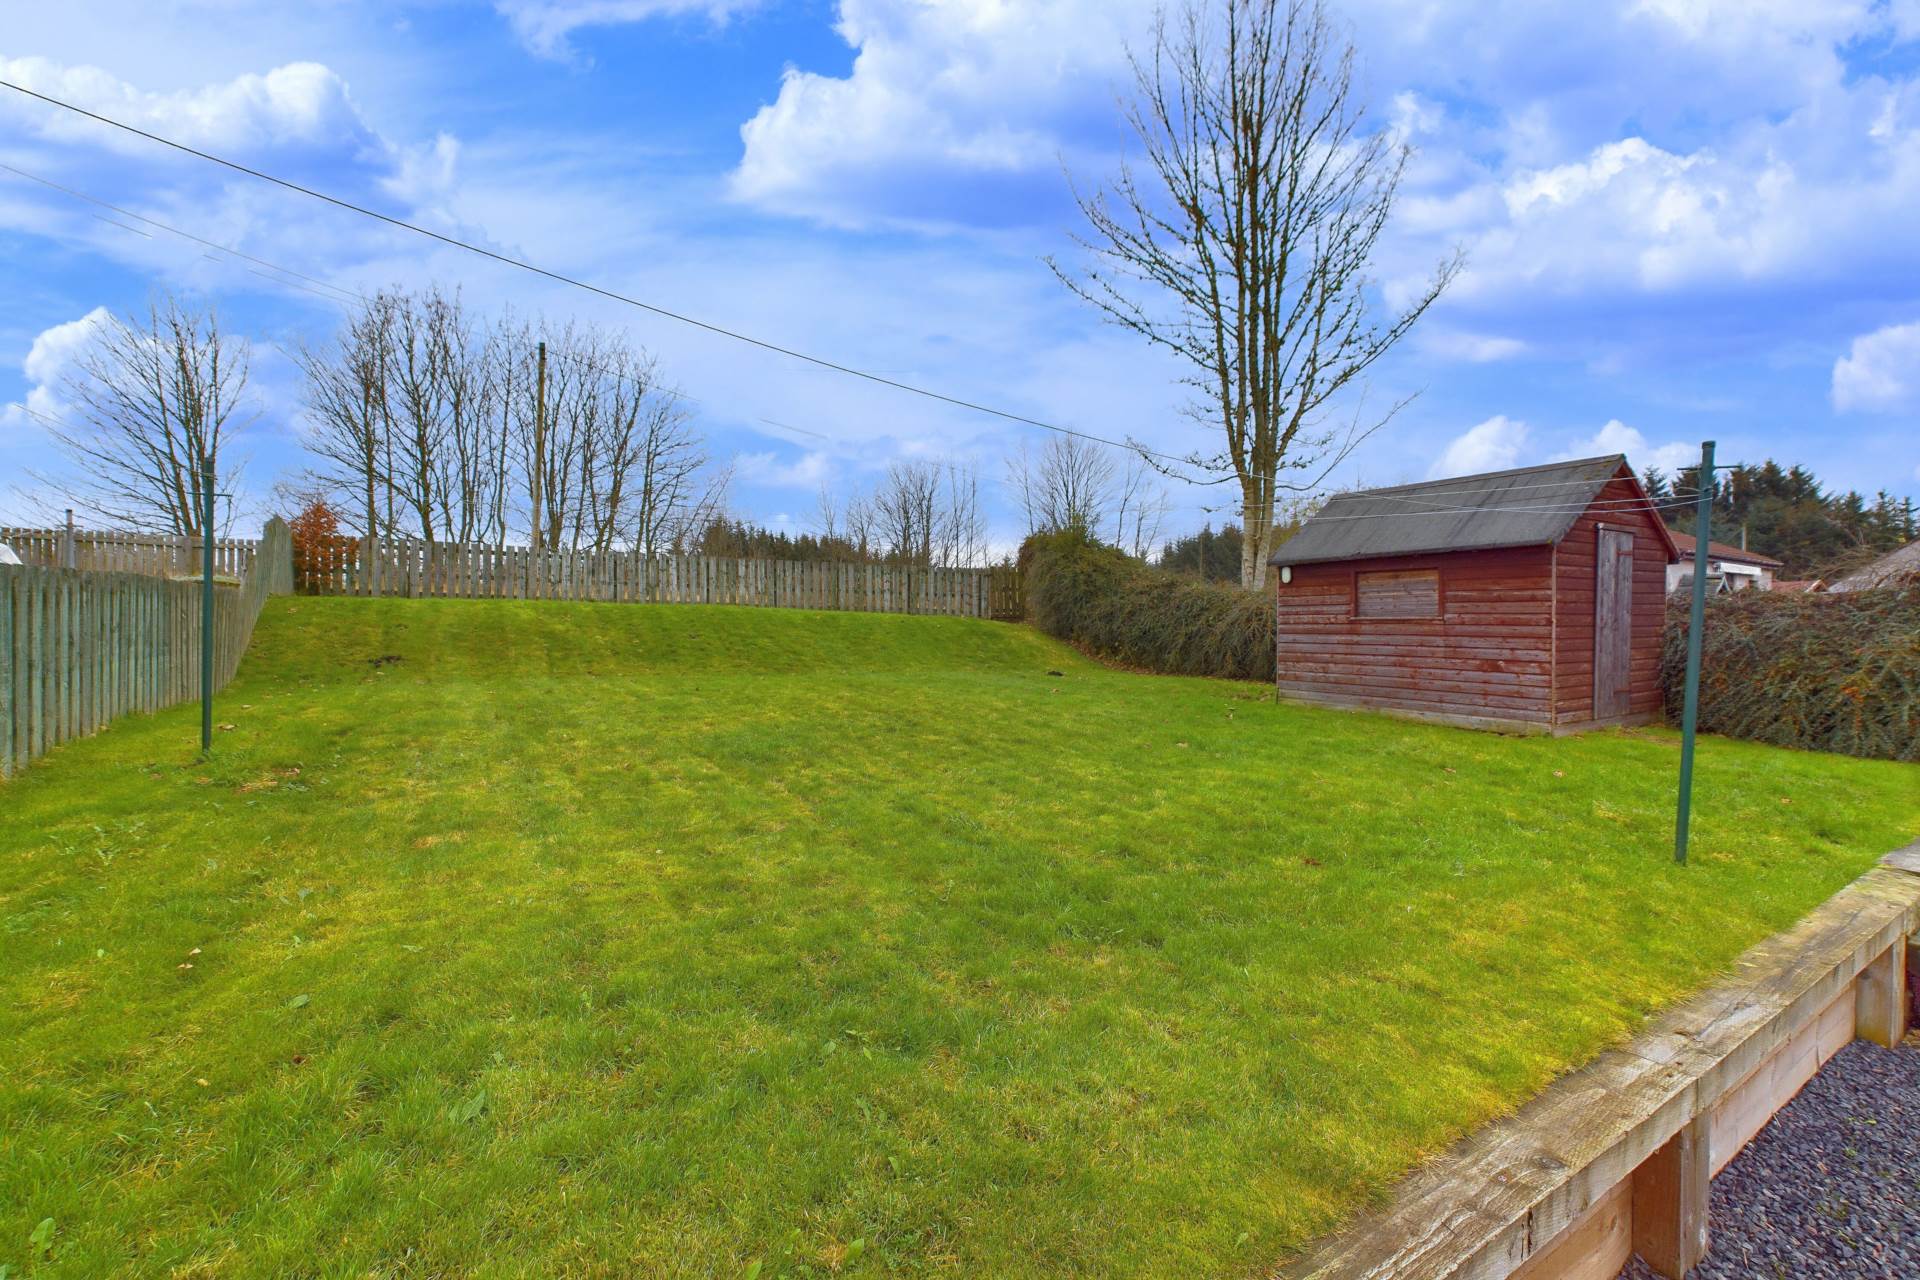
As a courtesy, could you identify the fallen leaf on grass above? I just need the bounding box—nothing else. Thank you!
[452,1089,488,1124]
[218,723,236,732]
[286,994,310,1010]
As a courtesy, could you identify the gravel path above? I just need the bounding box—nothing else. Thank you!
[1619,1035,1918,1279]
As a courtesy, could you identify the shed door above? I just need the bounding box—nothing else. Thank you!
[1593,528,1635,719]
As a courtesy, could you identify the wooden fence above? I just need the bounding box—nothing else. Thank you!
[0,518,292,778]
[298,537,1025,620]
[1,525,258,579]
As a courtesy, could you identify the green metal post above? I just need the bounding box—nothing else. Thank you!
[1674,439,1715,865]
[201,455,215,754]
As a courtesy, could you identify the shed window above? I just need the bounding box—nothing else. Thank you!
[1354,569,1439,619]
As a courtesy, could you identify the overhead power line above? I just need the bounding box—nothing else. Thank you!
[0,78,1196,466]
[7,386,1704,528]
[2,160,847,451]
[0,95,1712,524]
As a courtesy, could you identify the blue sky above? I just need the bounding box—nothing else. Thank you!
[3,0,1919,544]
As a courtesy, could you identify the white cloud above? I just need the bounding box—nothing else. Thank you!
[731,0,1139,228]
[734,448,832,489]
[1419,328,1528,363]
[1832,320,1920,413]
[1429,416,1528,478]
[493,0,760,58]
[1555,419,1695,473]
[0,57,380,155]
[381,133,463,207]
[1895,0,1920,41]
[2,306,110,433]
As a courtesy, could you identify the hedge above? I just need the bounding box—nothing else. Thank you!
[1661,581,1920,762]
[1020,529,1273,681]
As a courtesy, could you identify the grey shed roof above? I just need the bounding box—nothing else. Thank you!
[1269,455,1642,566]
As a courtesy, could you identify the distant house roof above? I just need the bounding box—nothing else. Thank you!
[1267,455,1675,567]
[1666,530,1784,568]
[1826,538,1920,592]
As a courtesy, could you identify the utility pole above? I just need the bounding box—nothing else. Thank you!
[61,508,76,569]
[531,339,547,553]
[1674,440,1716,865]
[200,454,216,755]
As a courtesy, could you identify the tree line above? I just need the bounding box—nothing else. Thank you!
[290,287,725,557]
[26,0,1465,595]
[23,291,1913,584]
[1649,461,1916,579]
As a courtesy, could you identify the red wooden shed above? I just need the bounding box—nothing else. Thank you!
[1266,455,1677,734]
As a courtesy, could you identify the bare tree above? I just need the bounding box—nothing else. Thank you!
[842,488,879,560]
[382,286,506,547]
[294,293,394,538]
[1005,435,1119,535]
[297,292,725,555]
[1052,0,1459,587]
[518,327,724,555]
[939,461,987,568]
[872,461,947,566]
[813,482,841,544]
[39,297,252,534]
[1113,456,1172,559]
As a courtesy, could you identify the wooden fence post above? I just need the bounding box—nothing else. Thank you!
[1631,1113,1710,1279]
[1856,937,1909,1048]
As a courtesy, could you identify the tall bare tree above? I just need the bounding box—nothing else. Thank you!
[296,291,723,554]
[1052,0,1459,587]
[1005,435,1118,535]
[40,297,252,534]
[383,286,505,547]
[872,460,945,566]
[1113,456,1173,559]
[295,293,395,538]
[516,327,725,555]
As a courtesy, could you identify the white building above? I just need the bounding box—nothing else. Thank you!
[1665,531,1783,594]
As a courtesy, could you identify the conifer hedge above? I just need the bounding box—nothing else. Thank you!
[1662,581,1919,762]
[1020,529,1274,681]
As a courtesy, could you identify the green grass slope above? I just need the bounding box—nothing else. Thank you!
[2,598,1915,1278]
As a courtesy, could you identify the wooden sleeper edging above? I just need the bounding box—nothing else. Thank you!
[1276,840,1920,1280]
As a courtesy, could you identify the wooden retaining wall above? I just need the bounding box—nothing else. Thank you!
[1,525,258,579]
[1279,842,1920,1280]
[297,537,1025,620]
[0,518,291,778]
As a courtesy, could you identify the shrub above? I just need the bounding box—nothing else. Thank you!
[288,500,351,592]
[1662,582,1920,761]
[1020,528,1273,681]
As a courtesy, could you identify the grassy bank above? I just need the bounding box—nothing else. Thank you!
[3,598,1914,1277]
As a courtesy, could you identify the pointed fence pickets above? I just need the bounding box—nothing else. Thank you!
[0,519,291,778]
[294,537,1025,621]
[0,526,258,578]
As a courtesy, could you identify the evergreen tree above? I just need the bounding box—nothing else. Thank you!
[1662,457,1914,578]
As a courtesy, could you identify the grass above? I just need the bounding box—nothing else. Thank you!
[2,598,1915,1278]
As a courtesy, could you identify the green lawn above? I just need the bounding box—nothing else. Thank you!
[3,599,1915,1279]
